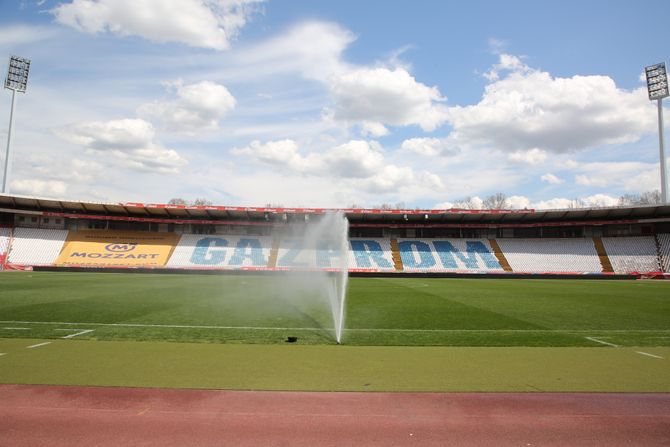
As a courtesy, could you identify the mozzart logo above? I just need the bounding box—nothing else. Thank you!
[69,241,161,260]
[104,243,137,253]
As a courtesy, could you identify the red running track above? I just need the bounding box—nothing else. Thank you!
[0,385,669,446]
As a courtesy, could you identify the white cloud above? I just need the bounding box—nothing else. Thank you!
[572,161,658,190]
[360,121,389,137]
[0,24,58,47]
[401,137,443,156]
[507,148,547,165]
[51,0,263,50]
[237,22,448,133]
[541,173,564,184]
[139,80,236,133]
[435,192,624,211]
[361,164,415,192]
[531,197,577,210]
[582,193,620,207]
[575,174,607,187]
[420,171,445,190]
[232,139,385,177]
[10,179,67,197]
[520,193,620,210]
[360,166,444,193]
[330,66,448,131]
[231,139,313,172]
[487,38,509,56]
[432,201,454,209]
[469,196,484,208]
[233,138,443,193]
[448,53,656,153]
[507,195,531,209]
[21,153,105,184]
[54,118,187,173]
[483,53,529,81]
[322,140,385,178]
[236,21,354,80]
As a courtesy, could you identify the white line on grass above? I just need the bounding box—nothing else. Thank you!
[636,351,664,359]
[2,327,30,330]
[585,337,619,348]
[0,353,6,357]
[60,329,94,339]
[26,342,51,349]
[0,320,669,334]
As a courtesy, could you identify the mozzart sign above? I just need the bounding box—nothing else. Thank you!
[56,230,179,267]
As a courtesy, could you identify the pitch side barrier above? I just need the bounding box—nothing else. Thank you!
[30,265,639,280]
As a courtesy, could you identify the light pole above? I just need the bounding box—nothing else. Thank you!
[645,62,669,204]
[2,55,31,194]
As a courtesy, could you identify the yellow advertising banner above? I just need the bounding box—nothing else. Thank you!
[55,230,179,267]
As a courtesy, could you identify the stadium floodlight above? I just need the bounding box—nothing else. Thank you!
[645,62,669,204]
[3,55,31,194]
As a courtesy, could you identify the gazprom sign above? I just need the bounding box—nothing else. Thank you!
[645,62,669,101]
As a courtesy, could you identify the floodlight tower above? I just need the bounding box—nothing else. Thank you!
[2,55,31,194]
[645,62,669,204]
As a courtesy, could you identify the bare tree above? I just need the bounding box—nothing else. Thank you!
[452,197,480,209]
[566,198,587,209]
[192,198,213,206]
[618,194,638,206]
[168,198,187,205]
[618,190,662,206]
[639,190,662,205]
[374,202,406,210]
[482,193,509,209]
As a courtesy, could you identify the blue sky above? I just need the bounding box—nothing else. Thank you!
[0,0,669,209]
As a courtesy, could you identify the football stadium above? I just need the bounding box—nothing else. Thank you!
[0,196,669,444]
[2,1,670,445]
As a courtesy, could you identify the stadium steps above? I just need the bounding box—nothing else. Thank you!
[489,239,513,272]
[593,237,614,273]
[659,234,670,272]
[653,234,664,272]
[2,227,14,269]
[0,227,11,270]
[389,238,404,271]
[267,238,281,268]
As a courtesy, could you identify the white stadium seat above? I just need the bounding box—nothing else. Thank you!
[348,238,395,271]
[7,227,68,266]
[3,227,665,274]
[496,238,602,273]
[0,227,11,256]
[602,236,660,273]
[167,234,273,268]
[396,238,503,272]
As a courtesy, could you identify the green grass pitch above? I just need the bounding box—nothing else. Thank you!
[0,271,668,347]
[1,272,669,392]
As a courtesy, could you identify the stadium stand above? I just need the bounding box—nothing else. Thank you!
[349,238,395,272]
[274,238,348,270]
[494,238,603,273]
[396,238,503,272]
[658,234,670,272]
[7,227,68,266]
[2,225,669,275]
[167,234,273,269]
[601,236,660,274]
